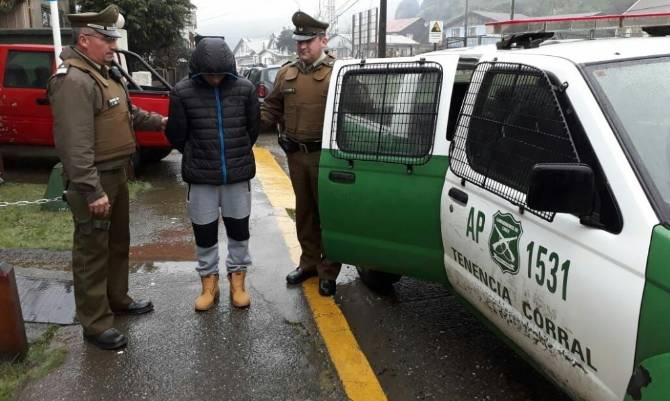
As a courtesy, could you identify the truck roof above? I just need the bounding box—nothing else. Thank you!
[432,36,670,65]
[517,36,670,64]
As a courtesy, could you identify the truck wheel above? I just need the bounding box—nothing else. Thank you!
[356,266,401,293]
[140,148,172,163]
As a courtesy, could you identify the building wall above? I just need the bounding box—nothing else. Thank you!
[387,45,414,57]
[0,1,30,28]
[445,14,500,48]
[0,0,70,29]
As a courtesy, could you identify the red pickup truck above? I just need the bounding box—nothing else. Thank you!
[0,44,171,165]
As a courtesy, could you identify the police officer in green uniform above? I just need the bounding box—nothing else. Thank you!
[48,5,166,350]
[261,11,342,296]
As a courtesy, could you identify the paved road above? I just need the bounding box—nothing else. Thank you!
[6,141,570,401]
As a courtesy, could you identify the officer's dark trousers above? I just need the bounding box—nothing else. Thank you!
[70,168,132,336]
[287,150,341,280]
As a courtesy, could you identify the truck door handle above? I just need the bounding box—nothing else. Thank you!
[448,187,468,205]
[329,171,355,184]
[36,97,49,105]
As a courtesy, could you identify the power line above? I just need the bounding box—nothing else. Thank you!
[336,0,361,19]
[199,12,232,23]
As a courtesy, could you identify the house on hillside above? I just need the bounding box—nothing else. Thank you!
[328,33,353,58]
[257,48,293,66]
[387,17,428,44]
[335,32,419,58]
[444,10,529,47]
[232,36,293,67]
[0,0,71,29]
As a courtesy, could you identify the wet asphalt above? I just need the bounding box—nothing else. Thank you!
[256,134,570,401]
[4,138,570,401]
[12,150,345,401]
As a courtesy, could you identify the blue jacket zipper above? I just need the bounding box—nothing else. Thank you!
[214,87,228,184]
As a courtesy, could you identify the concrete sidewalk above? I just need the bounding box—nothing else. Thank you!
[14,177,346,401]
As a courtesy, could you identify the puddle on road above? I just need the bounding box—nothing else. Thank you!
[17,276,76,325]
[130,261,194,274]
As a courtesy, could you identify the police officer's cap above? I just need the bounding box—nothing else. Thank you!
[292,11,329,41]
[68,5,122,39]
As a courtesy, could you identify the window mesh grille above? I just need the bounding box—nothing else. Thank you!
[330,61,443,165]
[449,62,580,221]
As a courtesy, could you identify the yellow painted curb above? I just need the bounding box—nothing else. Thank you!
[253,146,388,401]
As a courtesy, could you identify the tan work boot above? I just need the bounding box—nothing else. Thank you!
[228,272,251,308]
[195,274,220,311]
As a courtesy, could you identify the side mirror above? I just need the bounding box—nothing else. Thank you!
[526,163,595,216]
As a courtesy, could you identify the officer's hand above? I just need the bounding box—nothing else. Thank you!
[161,117,168,131]
[89,195,111,217]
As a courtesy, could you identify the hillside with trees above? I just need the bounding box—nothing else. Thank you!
[395,0,421,18]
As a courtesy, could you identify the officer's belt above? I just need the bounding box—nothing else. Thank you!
[98,168,125,175]
[289,138,322,153]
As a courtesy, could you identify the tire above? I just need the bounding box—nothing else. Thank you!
[140,148,172,163]
[356,266,402,293]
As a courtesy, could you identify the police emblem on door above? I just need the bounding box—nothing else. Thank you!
[489,212,523,275]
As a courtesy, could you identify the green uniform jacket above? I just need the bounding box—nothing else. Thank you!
[48,46,163,203]
[260,54,335,142]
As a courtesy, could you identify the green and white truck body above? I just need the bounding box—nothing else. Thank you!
[318,36,670,401]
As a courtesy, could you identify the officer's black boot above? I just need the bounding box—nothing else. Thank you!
[318,279,336,296]
[286,267,317,285]
[84,328,128,350]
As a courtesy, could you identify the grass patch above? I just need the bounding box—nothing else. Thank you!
[0,180,151,250]
[286,208,296,221]
[0,183,72,250]
[128,180,152,201]
[0,325,68,401]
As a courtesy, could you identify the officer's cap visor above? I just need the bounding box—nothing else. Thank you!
[292,32,323,41]
[87,24,122,39]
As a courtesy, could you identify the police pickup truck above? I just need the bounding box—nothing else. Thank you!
[318,12,670,401]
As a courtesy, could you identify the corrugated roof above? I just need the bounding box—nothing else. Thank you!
[387,17,423,33]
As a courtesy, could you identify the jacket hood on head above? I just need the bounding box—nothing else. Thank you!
[189,37,237,76]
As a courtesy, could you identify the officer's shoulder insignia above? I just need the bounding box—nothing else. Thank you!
[54,64,70,76]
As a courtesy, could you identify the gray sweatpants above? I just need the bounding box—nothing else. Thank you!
[187,182,252,276]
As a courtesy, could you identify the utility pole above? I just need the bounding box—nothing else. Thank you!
[49,0,62,61]
[379,0,387,58]
[463,0,469,47]
[511,0,516,20]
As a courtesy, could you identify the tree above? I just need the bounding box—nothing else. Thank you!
[276,28,294,53]
[76,0,195,69]
[395,0,421,19]
[0,0,20,13]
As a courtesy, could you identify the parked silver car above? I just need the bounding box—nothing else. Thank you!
[244,65,281,103]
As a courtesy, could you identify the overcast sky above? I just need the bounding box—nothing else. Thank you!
[192,0,404,47]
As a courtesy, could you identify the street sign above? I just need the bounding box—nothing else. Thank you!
[429,20,443,43]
